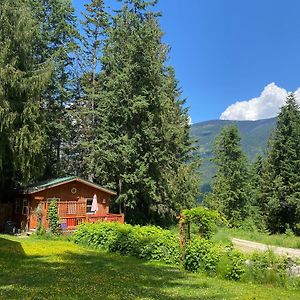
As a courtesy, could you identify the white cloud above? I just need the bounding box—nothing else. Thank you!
[220,83,300,121]
[188,116,193,125]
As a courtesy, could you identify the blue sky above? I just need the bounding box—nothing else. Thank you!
[73,0,300,123]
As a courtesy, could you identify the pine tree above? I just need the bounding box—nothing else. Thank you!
[259,93,300,233]
[0,0,51,191]
[205,124,251,226]
[88,0,200,224]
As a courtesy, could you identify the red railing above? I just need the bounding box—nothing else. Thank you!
[59,214,124,230]
[51,201,124,230]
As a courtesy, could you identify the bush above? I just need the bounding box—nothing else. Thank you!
[74,222,180,265]
[48,199,61,235]
[181,206,225,238]
[184,238,220,275]
[243,251,289,286]
[224,250,245,281]
[35,225,46,236]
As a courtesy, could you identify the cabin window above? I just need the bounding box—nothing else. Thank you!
[22,199,29,215]
[86,198,93,213]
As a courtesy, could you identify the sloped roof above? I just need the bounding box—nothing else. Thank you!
[22,176,117,196]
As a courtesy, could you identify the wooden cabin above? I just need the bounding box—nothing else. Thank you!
[15,176,124,232]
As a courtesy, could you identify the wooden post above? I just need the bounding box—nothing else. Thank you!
[187,222,191,242]
[179,221,184,251]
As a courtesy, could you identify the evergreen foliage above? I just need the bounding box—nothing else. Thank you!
[259,93,300,233]
[72,0,109,179]
[0,0,51,190]
[0,0,200,226]
[205,125,251,226]
[30,0,79,178]
[87,0,200,224]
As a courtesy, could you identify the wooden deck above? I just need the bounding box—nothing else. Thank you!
[57,201,124,230]
[59,214,124,230]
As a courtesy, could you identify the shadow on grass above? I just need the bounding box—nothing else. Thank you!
[0,237,232,300]
[0,237,26,256]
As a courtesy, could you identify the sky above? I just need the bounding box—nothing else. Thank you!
[73,0,300,123]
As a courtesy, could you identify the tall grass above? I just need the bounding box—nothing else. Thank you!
[212,227,300,249]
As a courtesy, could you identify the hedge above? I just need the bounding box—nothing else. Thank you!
[74,222,180,265]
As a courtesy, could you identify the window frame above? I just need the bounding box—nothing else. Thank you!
[86,198,94,214]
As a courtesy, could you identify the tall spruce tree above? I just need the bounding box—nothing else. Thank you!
[88,0,200,224]
[259,93,300,233]
[30,0,79,178]
[71,0,108,179]
[205,124,251,226]
[0,0,51,192]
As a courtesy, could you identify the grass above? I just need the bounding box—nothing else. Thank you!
[0,235,300,299]
[212,227,300,249]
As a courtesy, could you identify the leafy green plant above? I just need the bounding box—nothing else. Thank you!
[184,238,220,275]
[243,251,289,286]
[35,225,46,236]
[181,206,225,238]
[225,250,245,281]
[74,222,180,265]
[47,199,61,235]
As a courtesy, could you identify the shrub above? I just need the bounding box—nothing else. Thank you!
[224,250,245,281]
[184,238,220,275]
[243,251,289,286]
[35,225,46,236]
[74,222,180,265]
[48,199,61,235]
[181,206,225,238]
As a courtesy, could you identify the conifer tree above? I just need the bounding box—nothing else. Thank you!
[259,93,300,233]
[205,125,251,226]
[71,0,108,179]
[0,0,51,191]
[89,0,200,224]
[30,0,79,177]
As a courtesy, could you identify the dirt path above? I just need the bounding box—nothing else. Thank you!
[232,238,300,257]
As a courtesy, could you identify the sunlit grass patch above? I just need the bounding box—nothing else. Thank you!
[0,234,299,300]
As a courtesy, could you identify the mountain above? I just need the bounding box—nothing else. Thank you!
[190,118,277,193]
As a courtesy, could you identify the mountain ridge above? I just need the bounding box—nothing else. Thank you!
[190,117,277,192]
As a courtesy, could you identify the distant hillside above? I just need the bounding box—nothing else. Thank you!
[190,118,277,193]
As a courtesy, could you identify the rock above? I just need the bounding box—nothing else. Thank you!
[288,265,300,277]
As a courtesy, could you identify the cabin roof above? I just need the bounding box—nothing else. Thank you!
[21,176,117,196]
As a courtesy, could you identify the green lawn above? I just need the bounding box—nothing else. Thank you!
[0,235,299,300]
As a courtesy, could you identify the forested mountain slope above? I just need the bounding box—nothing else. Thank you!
[190,118,276,192]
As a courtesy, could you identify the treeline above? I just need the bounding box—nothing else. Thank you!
[205,93,300,234]
[0,0,200,224]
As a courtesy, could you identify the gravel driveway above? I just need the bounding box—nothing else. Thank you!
[232,238,300,258]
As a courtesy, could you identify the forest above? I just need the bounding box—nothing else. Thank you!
[1,0,300,235]
[0,0,200,224]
